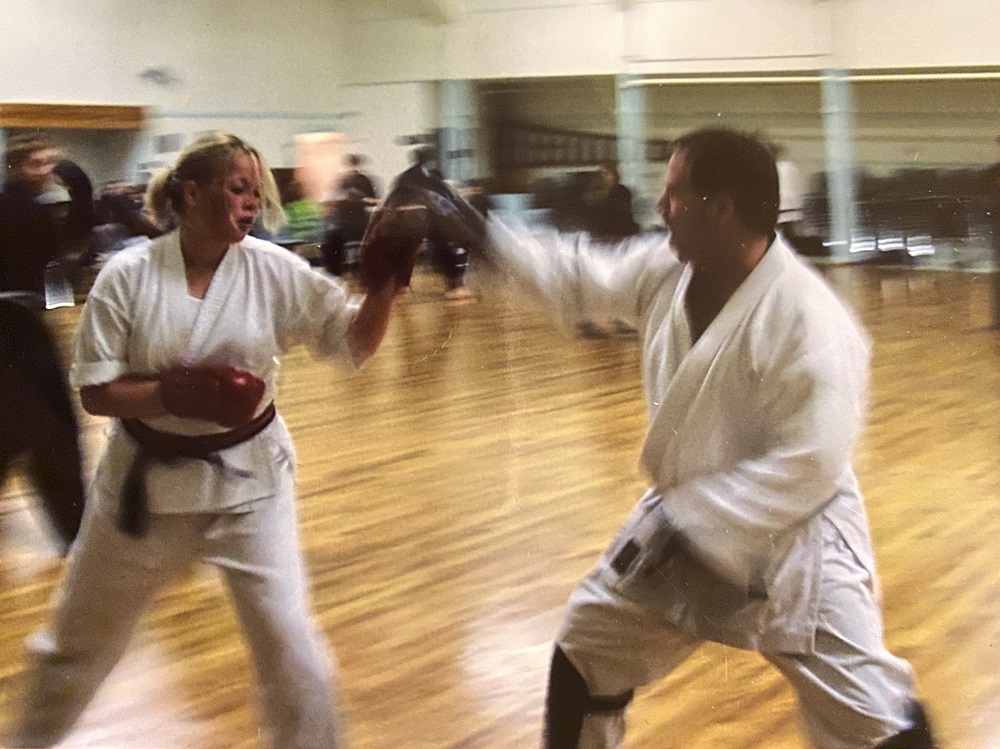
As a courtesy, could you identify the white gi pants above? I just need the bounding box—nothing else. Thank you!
[7,478,341,749]
[557,519,916,749]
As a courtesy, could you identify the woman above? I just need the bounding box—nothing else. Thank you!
[5,133,408,749]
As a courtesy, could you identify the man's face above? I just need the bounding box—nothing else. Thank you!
[656,150,716,265]
[14,148,59,191]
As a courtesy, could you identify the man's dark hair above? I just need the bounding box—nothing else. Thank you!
[412,146,437,166]
[674,128,779,235]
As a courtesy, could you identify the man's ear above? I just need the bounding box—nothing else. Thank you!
[706,192,735,223]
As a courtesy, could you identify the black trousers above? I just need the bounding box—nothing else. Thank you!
[0,298,85,549]
[321,208,370,276]
[428,236,468,289]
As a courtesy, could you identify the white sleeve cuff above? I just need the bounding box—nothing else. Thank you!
[70,359,130,389]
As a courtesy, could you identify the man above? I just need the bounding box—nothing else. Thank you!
[421,127,935,748]
[0,136,66,294]
[339,152,379,206]
[0,135,86,552]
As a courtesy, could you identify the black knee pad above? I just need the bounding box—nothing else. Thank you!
[543,646,633,749]
[874,701,937,749]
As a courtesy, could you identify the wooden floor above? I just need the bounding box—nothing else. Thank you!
[1,265,999,748]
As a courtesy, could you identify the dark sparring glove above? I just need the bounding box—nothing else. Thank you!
[357,197,430,291]
[420,186,487,254]
[160,366,265,428]
[389,169,487,255]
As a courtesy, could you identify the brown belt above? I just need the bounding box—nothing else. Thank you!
[118,402,276,537]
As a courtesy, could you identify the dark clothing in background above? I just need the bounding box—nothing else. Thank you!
[392,163,450,199]
[98,190,162,240]
[0,165,91,550]
[340,172,377,202]
[984,161,1000,328]
[321,171,378,275]
[391,164,476,289]
[587,184,639,240]
[0,181,61,294]
[0,297,86,550]
[53,160,95,252]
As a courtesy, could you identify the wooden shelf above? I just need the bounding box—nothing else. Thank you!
[0,103,145,130]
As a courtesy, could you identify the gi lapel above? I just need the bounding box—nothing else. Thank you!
[639,240,788,484]
[182,242,240,363]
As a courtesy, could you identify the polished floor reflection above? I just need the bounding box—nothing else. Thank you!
[1,265,997,748]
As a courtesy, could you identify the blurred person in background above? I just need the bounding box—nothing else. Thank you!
[393,146,476,301]
[3,132,415,749]
[773,141,810,253]
[0,134,87,555]
[98,181,163,240]
[984,134,1000,329]
[418,127,937,749]
[282,178,323,245]
[577,163,641,337]
[0,135,68,295]
[585,162,639,241]
[320,153,378,275]
[52,157,95,264]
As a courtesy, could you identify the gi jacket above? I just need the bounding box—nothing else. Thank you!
[71,232,360,515]
[488,218,877,653]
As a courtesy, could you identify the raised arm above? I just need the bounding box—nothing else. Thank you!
[486,215,676,330]
[345,280,406,367]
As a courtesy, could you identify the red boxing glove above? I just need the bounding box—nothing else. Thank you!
[358,201,429,292]
[160,366,266,428]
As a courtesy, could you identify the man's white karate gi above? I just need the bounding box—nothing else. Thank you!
[482,129,932,749]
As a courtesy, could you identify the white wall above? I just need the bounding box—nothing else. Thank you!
[444,3,623,80]
[1,0,345,175]
[343,0,1000,84]
[624,0,832,75]
[338,82,439,191]
[832,0,1000,69]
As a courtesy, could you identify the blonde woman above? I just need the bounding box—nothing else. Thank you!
[5,133,410,748]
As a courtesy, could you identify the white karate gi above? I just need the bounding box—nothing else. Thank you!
[486,218,917,749]
[8,232,359,749]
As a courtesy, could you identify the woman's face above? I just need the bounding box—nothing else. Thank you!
[187,153,262,244]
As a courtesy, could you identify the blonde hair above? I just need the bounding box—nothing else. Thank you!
[144,132,285,233]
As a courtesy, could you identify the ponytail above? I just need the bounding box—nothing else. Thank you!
[143,167,182,230]
[142,132,287,233]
